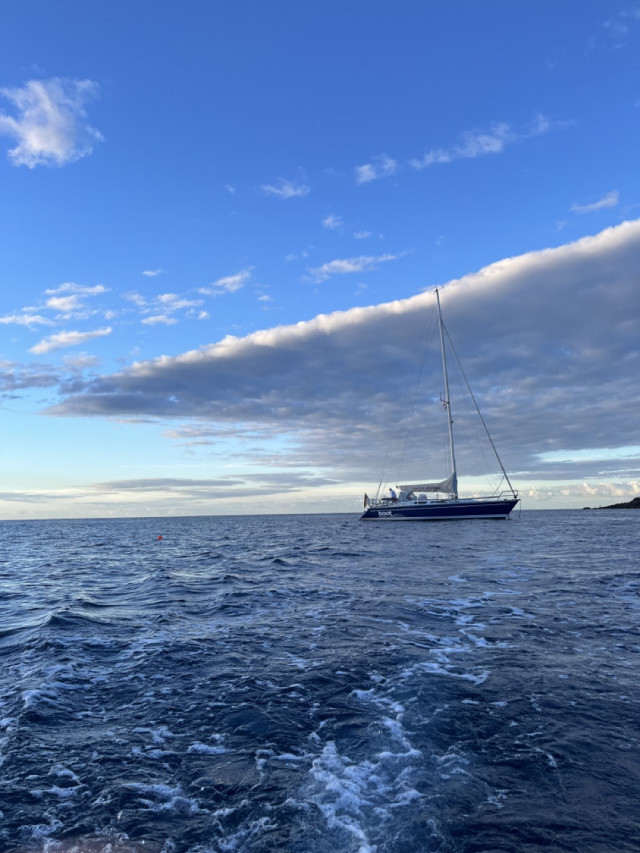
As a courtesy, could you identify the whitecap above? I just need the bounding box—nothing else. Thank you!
[187,741,231,755]
[126,781,201,814]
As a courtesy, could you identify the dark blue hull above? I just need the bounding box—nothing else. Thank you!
[360,497,519,520]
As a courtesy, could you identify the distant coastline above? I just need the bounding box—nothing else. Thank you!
[583,497,640,510]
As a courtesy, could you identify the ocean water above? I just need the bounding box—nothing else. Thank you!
[1,510,639,853]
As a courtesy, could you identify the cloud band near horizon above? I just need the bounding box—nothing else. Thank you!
[42,220,640,488]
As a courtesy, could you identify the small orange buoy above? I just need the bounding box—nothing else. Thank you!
[157,535,163,540]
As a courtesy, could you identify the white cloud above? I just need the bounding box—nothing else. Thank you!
[525,481,640,502]
[0,312,54,327]
[30,327,112,354]
[44,283,108,296]
[0,78,102,168]
[123,291,147,307]
[571,190,619,213]
[354,116,554,183]
[322,213,342,230]
[46,295,82,312]
[261,179,310,199]
[355,155,398,184]
[353,230,372,240]
[307,253,399,283]
[529,113,552,135]
[142,269,165,277]
[124,290,203,323]
[156,293,201,310]
[409,148,453,169]
[599,9,640,49]
[285,250,309,262]
[409,114,553,171]
[199,268,252,294]
[142,315,178,326]
[456,122,516,156]
[0,283,108,329]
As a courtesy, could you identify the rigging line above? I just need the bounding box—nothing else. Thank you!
[444,325,517,497]
[375,346,424,496]
[376,445,393,498]
[450,362,502,495]
[377,351,423,496]
[377,413,401,498]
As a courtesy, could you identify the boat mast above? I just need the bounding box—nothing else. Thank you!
[436,288,458,498]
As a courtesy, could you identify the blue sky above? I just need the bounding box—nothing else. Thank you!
[1,0,639,517]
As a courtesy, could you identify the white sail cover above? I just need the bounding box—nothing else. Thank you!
[398,475,457,494]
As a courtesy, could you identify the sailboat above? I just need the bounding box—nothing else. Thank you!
[360,288,519,521]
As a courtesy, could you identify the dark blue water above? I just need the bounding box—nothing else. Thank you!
[1,511,639,853]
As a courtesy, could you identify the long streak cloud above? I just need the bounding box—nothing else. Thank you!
[47,221,640,486]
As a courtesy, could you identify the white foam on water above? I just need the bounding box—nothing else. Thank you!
[270,751,307,761]
[301,685,424,850]
[401,660,490,685]
[218,815,278,852]
[306,738,423,853]
[455,613,477,626]
[125,782,202,814]
[351,690,419,756]
[37,839,157,853]
[133,725,174,745]
[187,740,231,755]
[0,715,16,768]
[308,742,377,851]
[146,748,174,759]
[379,717,421,758]
[47,785,80,798]
[434,636,472,653]
[487,789,509,808]
[19,659,95,719]
[22,687,62,710]
[50,765,81,784]
[435,748,472,780]
[531,746,558,768]
[22,817,64,841]
[255,745,313,770]
[462,632,491,647]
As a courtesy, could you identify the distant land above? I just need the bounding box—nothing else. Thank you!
[583,497,640,510]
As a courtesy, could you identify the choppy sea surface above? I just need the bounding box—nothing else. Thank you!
[1,510,639,853]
